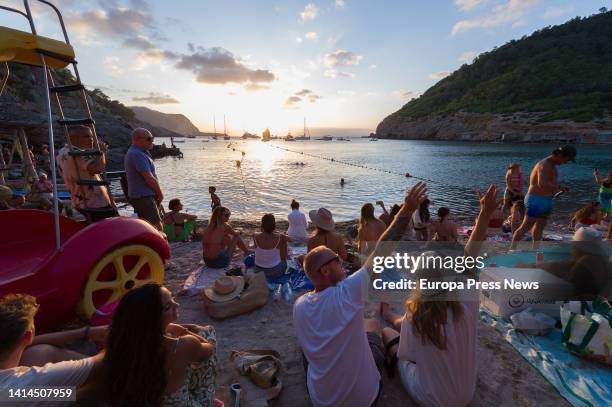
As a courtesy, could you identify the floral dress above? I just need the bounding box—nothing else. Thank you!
[163,326,217,407]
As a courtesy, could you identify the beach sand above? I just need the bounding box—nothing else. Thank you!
[164,220,571,407]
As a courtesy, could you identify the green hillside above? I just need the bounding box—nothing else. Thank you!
[393,10,612,123]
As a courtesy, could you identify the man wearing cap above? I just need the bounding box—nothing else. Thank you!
[293,182,428,407]
[511,145,575,250]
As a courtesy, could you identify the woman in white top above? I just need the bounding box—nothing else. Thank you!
[287,199,309,242]
[254,213,288,278]
[378,185,500,407]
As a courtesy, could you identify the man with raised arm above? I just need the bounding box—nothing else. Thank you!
[511,145,575,249]
[57,125,116,222]
[293,182,427,407]
[124,128,164,230]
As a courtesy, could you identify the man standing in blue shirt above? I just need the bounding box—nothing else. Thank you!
[124,128,164,230]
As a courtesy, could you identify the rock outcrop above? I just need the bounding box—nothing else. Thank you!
[375,112,612,143]
[129,106,201,136]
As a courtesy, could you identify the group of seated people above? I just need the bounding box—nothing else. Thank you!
[0,286,216,406]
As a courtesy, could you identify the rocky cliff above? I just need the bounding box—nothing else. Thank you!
[129,106,201,136]
[376,11,612,143]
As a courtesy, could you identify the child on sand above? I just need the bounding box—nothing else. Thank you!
[29,172,54,210]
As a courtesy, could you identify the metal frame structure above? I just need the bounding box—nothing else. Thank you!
[1,0,114,249]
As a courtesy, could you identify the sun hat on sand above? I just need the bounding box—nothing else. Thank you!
[204,276,245,302]
[309,208,335,231]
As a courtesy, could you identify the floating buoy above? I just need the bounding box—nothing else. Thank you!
[236,160,241,167]
[242,151,245,156]
[405,172,412,177]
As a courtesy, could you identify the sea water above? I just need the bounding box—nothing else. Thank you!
[145,138,611,222]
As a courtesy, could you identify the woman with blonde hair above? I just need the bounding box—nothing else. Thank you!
[379,185,500,407]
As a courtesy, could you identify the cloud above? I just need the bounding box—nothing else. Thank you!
[458,50,478,63]
[175,46,275,85]
[284,96,302,108]
[454,0,487,12]
[429,71,450,80]
[324,69,355,78]
[295,36,303,43]
[244,83,272,92]
[284,89,322,108]
[132,92,179,104]
[543,5,574,18]
[123,35,157,50]
[300,3,319,22]
[452,0,540,35]
[335,0,346,8]
[67,5,155,39]
[103,56,124,77]
[337,90,356,96]
[392,90,415,99]
[305,31,318,41]
[323,50,362,68]
[296,89,313,96]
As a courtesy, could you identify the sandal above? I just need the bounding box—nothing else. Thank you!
[384,336,400,378]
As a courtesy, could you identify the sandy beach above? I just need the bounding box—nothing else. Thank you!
[163,219,571,407]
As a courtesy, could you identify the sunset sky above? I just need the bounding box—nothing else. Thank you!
[0,0,606,135]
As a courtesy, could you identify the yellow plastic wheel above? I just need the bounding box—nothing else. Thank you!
[78,245,164,320]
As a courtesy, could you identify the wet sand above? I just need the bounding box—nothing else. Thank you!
[164,220,570,407]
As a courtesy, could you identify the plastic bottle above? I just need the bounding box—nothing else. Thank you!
[272,284,282,303]
[282,282,294,304]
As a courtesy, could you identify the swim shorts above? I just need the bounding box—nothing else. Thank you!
[203,249,230,268]
[524,193,553,219]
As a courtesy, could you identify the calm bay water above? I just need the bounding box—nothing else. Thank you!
[146,139,611,222]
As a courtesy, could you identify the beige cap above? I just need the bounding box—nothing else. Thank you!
[304,246,339,276]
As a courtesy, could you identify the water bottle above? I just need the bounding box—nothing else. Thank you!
[282,282,294,304]
[272,284,282,303]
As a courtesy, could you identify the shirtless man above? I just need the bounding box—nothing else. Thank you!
[511,145,575,249]
[202,206,251,268]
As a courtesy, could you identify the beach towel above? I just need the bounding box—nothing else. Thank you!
[164,219,195,242]
[181,264,227,296]
[480,307,612,407]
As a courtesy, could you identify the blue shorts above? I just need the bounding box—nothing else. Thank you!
[525,193,553,219]
[203,249,230,268]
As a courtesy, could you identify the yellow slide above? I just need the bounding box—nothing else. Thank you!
[0,26,75,68]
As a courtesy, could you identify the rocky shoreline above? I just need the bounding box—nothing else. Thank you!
[375,111,612,143]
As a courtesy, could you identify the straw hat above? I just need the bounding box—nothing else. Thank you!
[309,208,335,231]
[204,276,245,302]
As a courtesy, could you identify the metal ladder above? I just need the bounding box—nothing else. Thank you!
[2,0,117,224]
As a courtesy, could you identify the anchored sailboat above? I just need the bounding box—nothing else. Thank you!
[295,117,311,140]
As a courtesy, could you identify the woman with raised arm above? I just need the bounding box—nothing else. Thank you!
[380,185,500,407]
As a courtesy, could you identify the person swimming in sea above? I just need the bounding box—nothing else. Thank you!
[209,186,221,211]
[511,145,575,249]
[340,178,345,187]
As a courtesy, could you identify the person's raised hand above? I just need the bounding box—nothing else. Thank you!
[403,182,427,213]
[376,200,384,206]
[477,185,500,216]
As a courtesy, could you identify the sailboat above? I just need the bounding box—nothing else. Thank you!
[262,128,271,142]
[284,131,295,141]
[212,115,218,140]
[223,115,230,140]
[294,117,311,140]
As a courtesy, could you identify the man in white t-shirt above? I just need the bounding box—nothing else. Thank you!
[0,294,104,406]
[293,182,428,407]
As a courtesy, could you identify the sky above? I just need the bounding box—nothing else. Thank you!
[1,0,609,135]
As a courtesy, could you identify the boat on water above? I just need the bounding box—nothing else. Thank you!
[316,135,333,141]
[172,140,185,143]
[223,115,230,139]
[262,128,271,142]
[285,132,295,141]
[369,138,378,141]
[295,117,311,140]
[336,137,351,142]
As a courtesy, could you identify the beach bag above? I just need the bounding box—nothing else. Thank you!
[203,272,269,319]
[560,297,612,365]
